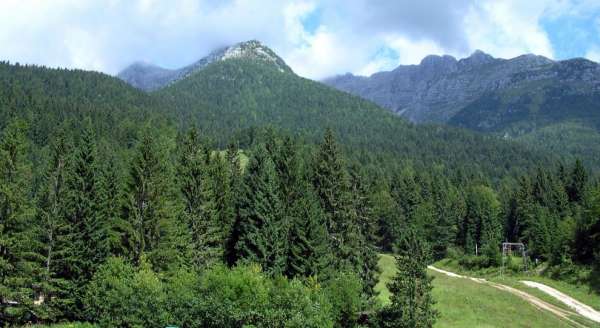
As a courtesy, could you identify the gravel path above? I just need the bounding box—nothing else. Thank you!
[521,281,600,324]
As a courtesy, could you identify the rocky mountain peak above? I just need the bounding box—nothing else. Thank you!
[118,40,292,91]
[419,54,458,74]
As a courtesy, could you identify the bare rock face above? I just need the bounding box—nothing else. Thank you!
[118,40,291,91]
[323,51,600,123]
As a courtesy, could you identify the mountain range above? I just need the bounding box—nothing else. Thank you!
[323,51,600,129]
[323,51,600,166]
[113,40,600,170]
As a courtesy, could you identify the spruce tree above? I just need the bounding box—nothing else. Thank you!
[223,142,242,266]
[0,120,39,324]
[378,230,437,328]
[36,131,73,320]
[568,159,588,203]
[58,124,112,319]
[285,186,330,278]
[234,144,287,274]
[123,130,184,271]
[311,129,362,274]
[349,166,380,297]
[177,129,222,268]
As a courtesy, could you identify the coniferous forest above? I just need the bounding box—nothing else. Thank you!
[0,53,600,328]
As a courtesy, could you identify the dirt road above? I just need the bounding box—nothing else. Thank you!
[428,266,589,327]
[521,280,600,324]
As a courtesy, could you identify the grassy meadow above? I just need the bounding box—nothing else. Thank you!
[377,254,583,327]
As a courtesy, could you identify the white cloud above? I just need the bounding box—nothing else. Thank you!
[463,0,555,59]
[586,47,600,62]
[0,0,595,80]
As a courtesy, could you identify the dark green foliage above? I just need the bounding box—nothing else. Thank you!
[378,230,437,328]
[156,58,557,180]
[348,167,380,297]
[463,186,502,264]
[177,129,222,268]
[122,129,186,271]
[36,131,73,321]
[1,53,600,327]
[286,187,330,278]
[311,131,367,285]
[0,120,39,324]
[234,145,288,275]
[58,124,112,318]
[568,159,588,203]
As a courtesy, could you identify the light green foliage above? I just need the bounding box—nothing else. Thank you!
[164,264,335,328]
[84,257,169,328]
[323,271,364,328]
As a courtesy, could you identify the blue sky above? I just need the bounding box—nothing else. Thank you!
[0,0,599,79]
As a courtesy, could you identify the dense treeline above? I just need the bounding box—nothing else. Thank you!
[1,119,432,327]
[1,59,599,327]
[0,60,560,184]
[156,58,560,180]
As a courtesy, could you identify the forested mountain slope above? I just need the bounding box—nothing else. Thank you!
[151,53,555,178]
[324,53,600,169]
[0,42,558,181]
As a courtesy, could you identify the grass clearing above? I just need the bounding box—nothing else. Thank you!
[377,254,581,327]
[436,258,600,312]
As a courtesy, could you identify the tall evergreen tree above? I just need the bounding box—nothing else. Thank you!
[285,186,330,278]
[123,129,185,271]
[0,120,39,324]
[568,159,588,203]
[177,129,221,268]
[36,131,72,320]
[311,129,363,276]
[349,166,380,297]
[234,145,287,274]
[378,230,437,328]
[57,124,112,318]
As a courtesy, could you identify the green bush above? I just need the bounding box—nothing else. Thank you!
[323,271,364,328]
[84,257,170,328]
[86,262,336,328]
[178,264,335,328]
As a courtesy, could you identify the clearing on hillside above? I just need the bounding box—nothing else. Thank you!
[377,254,583,327]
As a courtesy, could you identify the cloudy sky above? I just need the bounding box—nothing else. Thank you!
[1,0,599,79]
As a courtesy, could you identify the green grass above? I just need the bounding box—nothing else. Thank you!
[375,253,396,305]
[377,254,579,327]
[436,258,600,312]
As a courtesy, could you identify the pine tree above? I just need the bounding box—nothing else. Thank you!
[429,174,463,260]
[0,120,39,324]
[177,129,222,268]
[59,124,111,318]
[464,185,501,261]
[234,145,288,274]
[509,176,536,244]
[349,166,380,297]
[123,129,184,271]
[568,159,588,203]
[94,156,127,258]
[378,230,437,328]
[36,131,73,320]
[390,168,423,226]
[285,186,330,278]
[223,142,242,266]
[311,129,362,274]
